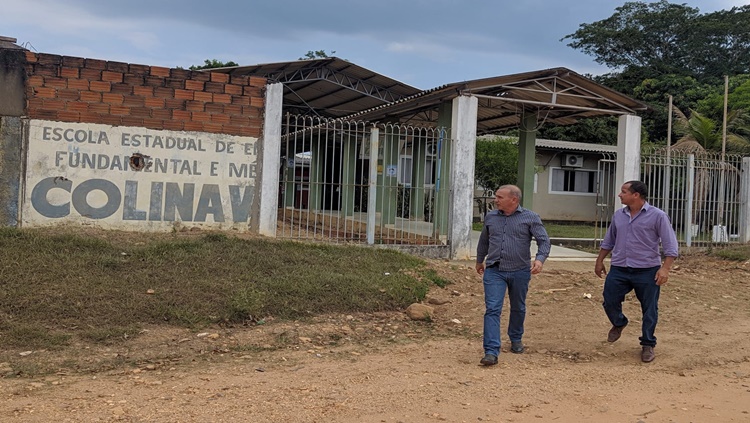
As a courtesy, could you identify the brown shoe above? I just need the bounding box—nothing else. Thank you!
[607,323,627,342]
[641,346,655,363]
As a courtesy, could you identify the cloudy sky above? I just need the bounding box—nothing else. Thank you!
[2,0,748,89]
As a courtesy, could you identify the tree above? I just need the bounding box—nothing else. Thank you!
[474,136,518,192]
[299,50,336,60]
[189,59,239,70]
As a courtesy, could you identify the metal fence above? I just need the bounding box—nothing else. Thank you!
[641,146,745,247]
[277,114,452,246]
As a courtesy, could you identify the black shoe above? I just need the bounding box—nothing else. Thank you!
[510,341,525,354]
[607,323,627,343]
[641,346,655,363]
[480,354,498,366]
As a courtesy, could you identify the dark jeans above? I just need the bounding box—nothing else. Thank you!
[602,265,661,347]
[482,266,530,356]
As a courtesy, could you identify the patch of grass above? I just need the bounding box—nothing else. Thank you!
[711,246,750,261]
[0,228,428,351]
[422,268,451,288]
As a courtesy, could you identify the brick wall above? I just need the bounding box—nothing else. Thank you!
[23,52,266,138]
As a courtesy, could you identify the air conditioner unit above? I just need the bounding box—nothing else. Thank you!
[563,154,584,168]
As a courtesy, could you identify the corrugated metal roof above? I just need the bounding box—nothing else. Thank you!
[209,57,421,119]
[534,138,618,153]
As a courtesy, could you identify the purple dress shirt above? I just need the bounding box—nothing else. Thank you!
[601,202,679,268]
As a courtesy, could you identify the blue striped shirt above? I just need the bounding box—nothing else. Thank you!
[601,202,679,268]
[476,206,551,271]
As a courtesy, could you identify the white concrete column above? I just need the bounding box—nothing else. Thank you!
[256,83,284,237]
[449,94,478,260]
[740,157,750,243]
[615,114,642,208]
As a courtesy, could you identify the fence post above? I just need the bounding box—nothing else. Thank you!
[367,127,379,245]
[685,154,695,247]
[740,157,750,243]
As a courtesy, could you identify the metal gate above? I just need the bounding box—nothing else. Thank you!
[595,153,618,242]
[641,146,744,247]
[277,114,453,247]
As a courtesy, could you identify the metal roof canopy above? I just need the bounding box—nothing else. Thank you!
[212,60,647,135]
[210,57,421,119]
[347,67,649,135]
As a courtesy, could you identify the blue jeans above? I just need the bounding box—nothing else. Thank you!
[482,266,530,357]
[602,265,661,347]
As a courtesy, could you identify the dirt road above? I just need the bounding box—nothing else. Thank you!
[1,256,749,422]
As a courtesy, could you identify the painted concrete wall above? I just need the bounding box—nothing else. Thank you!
[533,151,606,222]
[22,120,258,231]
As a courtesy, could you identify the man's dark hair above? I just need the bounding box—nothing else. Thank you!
[625,180,648,199]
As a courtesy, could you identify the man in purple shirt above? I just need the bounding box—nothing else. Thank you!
[595,180,679,363]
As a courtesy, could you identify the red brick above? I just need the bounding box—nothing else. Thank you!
[194,91,213,102]
[85,59,107,70]
[241,126,261,137]
[133,86,153,97]
[99,115,123,126]
[58,89,80,101]
[43,99,65,110]
[244,86,262,97]
[121,116,144,127]
[175,89,194,100]
[110,84,133,95]
[80,68,102,80]
[203,122,223,133]
[250,97,264,108]
[38,53,62,66]
[110,106,131,115]
[152,109,171,120]
[163,120,185,131]
[123,95,145,107]
[27,75,45,87]
[62,56,85,67]
[79,91,101,102]
[102,71,123,83]
[222,125,243,136]
[248,76,266,86]
[144,76,165,87]
[224,84,242,95]
[186,101,204,112]
[241,107,261,118]
[66,101,89,112]
[144,97,165,108]
[24,52,38,63]
[150,66,171,77]
[57,110,81,121]
[183,121,205,132]
[164,98,186,109]
[33,87,56,98]
[154,87,174,98]
[172,110,191,121]
[204,103,224,114]
[170,69,191,79]
[231,95,250,105]
[89,81,111,92]
[128,64,150,75]
[165,78,184,89]
[204,81,225,93]
[230,115,251,126]
[129,107,151,118]
[230,75,248,85]
[143,118,164,129]
[27,98,44,110]
[60,67,79,78]
[210,72,229,83]
[66,78,89,90]
[185,80,204,91]
[102,93,124,105]
[29,109,58,120]
[189,71,210,82]
[212,93,231,104]
[34,65,59,77]
[88,104,110,114]
[192,111,210,122]
[210,114,231,124]
[124,74,145,85]
[106,61,129,73]
[78,112,101,122]
[45,77,67,89]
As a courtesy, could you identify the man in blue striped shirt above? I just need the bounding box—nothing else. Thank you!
[595,180,679,363]
[476,185,551,366]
